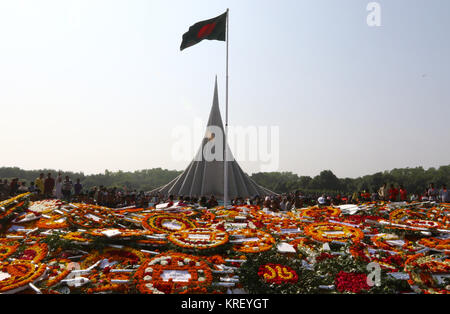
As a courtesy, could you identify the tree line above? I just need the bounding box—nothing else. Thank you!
[251,165,450,195]
[0,165,448,195]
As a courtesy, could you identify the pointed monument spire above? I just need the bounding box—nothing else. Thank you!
[151,78,276,200]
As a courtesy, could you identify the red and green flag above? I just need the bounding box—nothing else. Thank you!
[180,12,227,51]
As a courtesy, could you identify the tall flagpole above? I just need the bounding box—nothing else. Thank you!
[224,8,229,207]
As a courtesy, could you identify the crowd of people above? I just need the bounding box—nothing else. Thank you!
[1,174,449,211]
[0,173,149,208]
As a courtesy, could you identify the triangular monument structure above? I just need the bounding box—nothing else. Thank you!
[151,78,276,200]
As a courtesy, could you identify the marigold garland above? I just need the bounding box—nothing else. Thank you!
[304,222,364,243]
[168,227,229,250]
[141,214,196,234]
[36,215,69,229]
[67,204,116,229]
[81,247,146,269]
[258,263,298,284]
[0,239,20,261]
[0,260,47,293]
[134,252,213,294]
[417,237,450,252]
[300,206,341,220]
[17,243,48,263]
[230,229,275,253]
[43,258,72,287]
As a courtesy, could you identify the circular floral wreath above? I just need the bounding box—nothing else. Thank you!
[142,214,196,234]
[405,253,450,294]
[230,229,275,253]
[0,260,47,293]
[68,204,116,229]
[134,252,213,294]
[300,206,341,220]
[304,222,364,243]
[167,227,229,251]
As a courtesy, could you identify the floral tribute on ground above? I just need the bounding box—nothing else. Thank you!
[0,193,449,294]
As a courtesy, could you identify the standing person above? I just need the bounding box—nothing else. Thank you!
[9,179,19,196]
[388,184,398,202]
[62,176,73,202]
[399,185,408,202]
[74,179,82,196]
[439,184,449,203]
[317,194,326,206]
[55,173,63,199]
[35,173,45,196]
[428,183,438,201]
[378,183,387,201]
[351,191,359,203]
[44,173,55,198]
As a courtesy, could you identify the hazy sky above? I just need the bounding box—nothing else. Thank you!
[1,0,449,178]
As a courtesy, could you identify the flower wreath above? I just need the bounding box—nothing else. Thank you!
[17,243,48,263]
[404,253,450,294]
[0,239,20,261]
[141,214,196,234]
[0,193,30,210]
[62,232,93,244]
[134,252,213,294]
[0,260,47,293]
[417,237,450,252]
[68,204,116,229]
[300,206,341,220]
[42,258,72,288]
[81,247,146,269]
[230,229,275,253]
[304,222,364,243]
[0,201,26,221]
[36,215,69,229]
[167,227,229,251]
[371,233,419,254]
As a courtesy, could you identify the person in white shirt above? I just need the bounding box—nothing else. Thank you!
[55,173,63,199]
[317,195,326,206]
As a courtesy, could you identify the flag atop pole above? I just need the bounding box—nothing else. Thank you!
[180,12,227,51]
[180,10,230,206]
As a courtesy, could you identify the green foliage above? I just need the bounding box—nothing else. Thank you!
[1,164,449,195]
[0,167,181,192]
[250,165,450,195]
